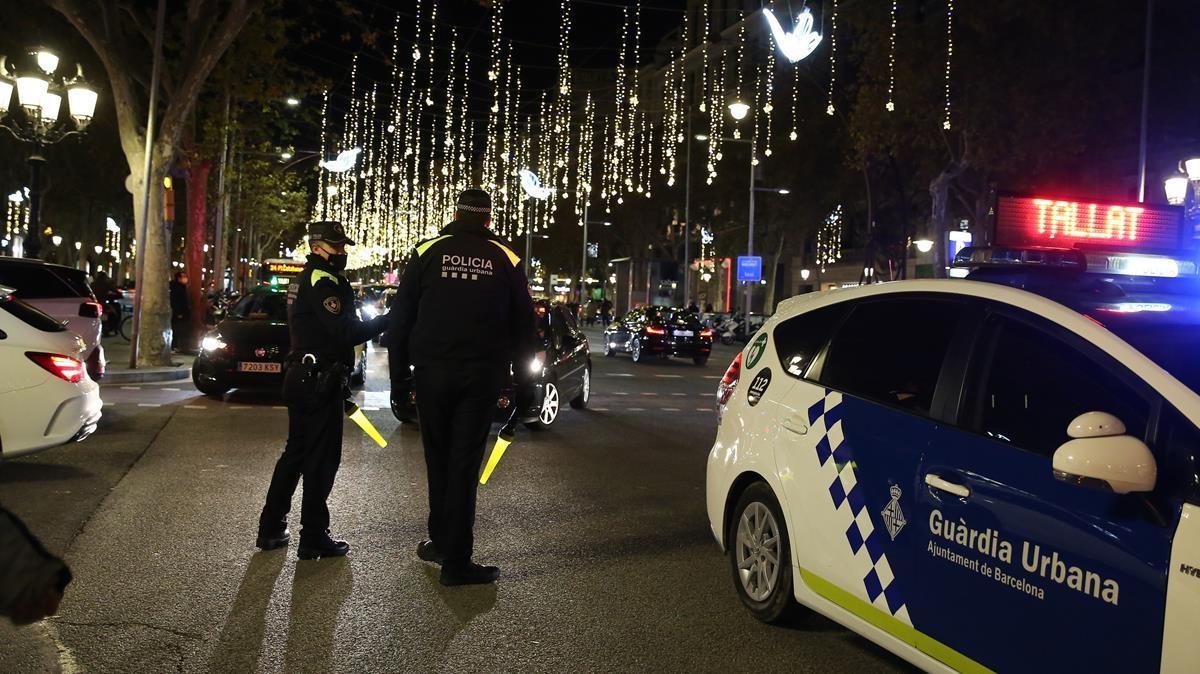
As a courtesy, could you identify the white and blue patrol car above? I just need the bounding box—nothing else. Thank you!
[707,249,1200,673]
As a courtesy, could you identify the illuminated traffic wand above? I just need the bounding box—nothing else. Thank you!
[479,420,515,485]
[345,401,387,448]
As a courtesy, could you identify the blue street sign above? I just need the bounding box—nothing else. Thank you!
[737,255,763,282]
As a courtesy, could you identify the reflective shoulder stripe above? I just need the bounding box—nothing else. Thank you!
[310,269,338,286]
[416,235,453,257]
[489,240,521,267]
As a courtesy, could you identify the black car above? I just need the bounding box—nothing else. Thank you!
[603,306,713,365]
[391,301,591,429]
[192,287,367,397]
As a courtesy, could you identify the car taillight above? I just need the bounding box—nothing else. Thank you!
[79,300,103,318]
[717,352,743,407]
[645,325,667,335]
[700,328,715,339]
[26,352,85,383]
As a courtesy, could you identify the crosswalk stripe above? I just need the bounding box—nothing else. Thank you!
[184,405,207,409]
[696,406,712,412]
[163,387,180,391]
[591,408,609,412]
[362,406,381,411]
[654,374,683,379]
[663,408,681,412]
[120,386,140,390]
[137,403,161,408]
[604,373,634,377]
[671,392,688,396]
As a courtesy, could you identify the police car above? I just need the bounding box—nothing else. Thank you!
[707,231,1200,671]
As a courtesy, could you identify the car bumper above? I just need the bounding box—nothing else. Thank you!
[642,338,713,357]
[0,377,102,458]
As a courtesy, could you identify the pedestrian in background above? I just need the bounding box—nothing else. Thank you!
[0,506,71,626]
[387,188,538,586]
[257,221,387,560]
[169,271,190,353]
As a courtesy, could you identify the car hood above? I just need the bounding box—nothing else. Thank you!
[215,318,289,345]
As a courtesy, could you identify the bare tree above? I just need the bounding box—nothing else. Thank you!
[45,0,264,365]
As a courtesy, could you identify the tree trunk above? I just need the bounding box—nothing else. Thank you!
[929,163,964,278]
[127,145,175,367]
[185,160,211,335]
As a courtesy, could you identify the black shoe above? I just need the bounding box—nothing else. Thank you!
[255,528,290,550]
[439,562,500,586]
[297,533,350,560]
[417,540,445,564]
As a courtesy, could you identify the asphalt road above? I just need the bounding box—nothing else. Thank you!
[0,331,910,673]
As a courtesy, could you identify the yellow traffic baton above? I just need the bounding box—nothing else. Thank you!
[480,423,516,485]
[345,401,387,448]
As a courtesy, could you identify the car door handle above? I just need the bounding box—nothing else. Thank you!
[781,416,808,435]
[925,473,970,498]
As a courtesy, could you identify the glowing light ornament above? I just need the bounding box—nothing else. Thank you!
[698,0,709,114]
[763,7,822,63]
[886,0,898,112]
[943,0,955,130]
[321,148,362,174]
[817,205,844,272]
[519,170,554,201]
[826,0,839,116]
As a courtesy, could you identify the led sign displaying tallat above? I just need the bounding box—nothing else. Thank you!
[995,194,1184,250]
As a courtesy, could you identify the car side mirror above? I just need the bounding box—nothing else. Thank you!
[1052,411,1157,494]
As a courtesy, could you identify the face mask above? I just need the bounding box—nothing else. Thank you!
[327,253,348,272]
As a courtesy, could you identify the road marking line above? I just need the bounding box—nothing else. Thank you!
[592,408,609,412]
[628,407,645,412]
[184,405,207,409]
[163,387,180,391]
[612,392,629,396]
[672,392,688,396]
[271,406,286,410]
[605,373,634,377]
[696,406,712,412]
[102,402,116,406]
[137,403,161,408]
[639,392,658,396]
[362,406,380,411]
[702,375,721,380]
[663,407,681,412]
[654,374,683,378]
[120,386,141,390]
[230,406,252,410]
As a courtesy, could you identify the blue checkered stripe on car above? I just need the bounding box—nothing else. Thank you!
[807,389,908,618]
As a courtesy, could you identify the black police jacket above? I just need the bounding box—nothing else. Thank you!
[386,220,537,375]
[287,254,384,366]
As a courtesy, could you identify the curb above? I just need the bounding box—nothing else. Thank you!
[101,367,191,384]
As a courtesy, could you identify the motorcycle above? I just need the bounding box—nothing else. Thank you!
[717,313,747,345]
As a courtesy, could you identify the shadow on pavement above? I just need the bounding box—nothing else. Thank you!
[423,564,498,627]
[0,461,93,483]
[208,551,286,672]
[283,556,354,673]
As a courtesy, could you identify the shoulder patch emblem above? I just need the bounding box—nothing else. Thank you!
[323,296,342,315]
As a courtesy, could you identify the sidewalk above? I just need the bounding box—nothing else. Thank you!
[100,335,195,383]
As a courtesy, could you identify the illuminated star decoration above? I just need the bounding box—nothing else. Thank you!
[319,148,362,173]
[518,169,554,201]
[763,8,822,63]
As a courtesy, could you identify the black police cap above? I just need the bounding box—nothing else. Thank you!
[456,189,492,215]
[307,220,355,246]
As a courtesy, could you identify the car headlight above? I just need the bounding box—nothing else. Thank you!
[362,303,379,318]
[201,335,227,352]
[529,353,546,374]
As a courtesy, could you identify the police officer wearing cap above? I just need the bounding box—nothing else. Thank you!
[257,221,387,559]
[388,189,538,585]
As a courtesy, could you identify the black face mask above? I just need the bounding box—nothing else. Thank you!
[327,253,348,272]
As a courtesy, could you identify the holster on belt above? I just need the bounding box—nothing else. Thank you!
[281,353,343,410]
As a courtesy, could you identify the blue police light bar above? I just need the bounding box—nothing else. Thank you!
[951,246,1088,272]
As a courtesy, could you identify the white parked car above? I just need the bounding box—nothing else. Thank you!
[0,257,105,379]
[708,269,1200,673]
[0,285,102,458]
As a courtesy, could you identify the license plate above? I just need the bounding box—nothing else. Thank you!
[238,361,281,373]
[674,330,694,337]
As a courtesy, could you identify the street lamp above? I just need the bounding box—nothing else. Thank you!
[914,239,935,253]
[1165,175,1188,206]
[0,49,100,259]
[728,100,750,121]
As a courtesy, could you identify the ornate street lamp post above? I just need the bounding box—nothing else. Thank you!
[0,48,99,259]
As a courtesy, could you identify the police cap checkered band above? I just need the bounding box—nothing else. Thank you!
[457,203,492,213]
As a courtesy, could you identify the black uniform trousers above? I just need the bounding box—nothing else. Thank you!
[414,362,505,564]
[259,388,344,540]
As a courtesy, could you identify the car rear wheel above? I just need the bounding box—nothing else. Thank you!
[526,381,560,430]
[569,368,590,409]
[630,337,644,363]
[729,482,799,624]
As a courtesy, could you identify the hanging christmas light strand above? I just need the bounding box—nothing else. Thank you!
[826,0,839,116]
[886,0,898,111]
[943,0,954,130]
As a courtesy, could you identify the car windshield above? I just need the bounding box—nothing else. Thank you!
[230,292,288,321]
[1102,320,1200,395]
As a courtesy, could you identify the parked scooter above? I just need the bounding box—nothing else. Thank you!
[717,312,747,345]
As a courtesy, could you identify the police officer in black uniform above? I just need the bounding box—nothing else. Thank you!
[387,189,537,586]
[257,221,387,559]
